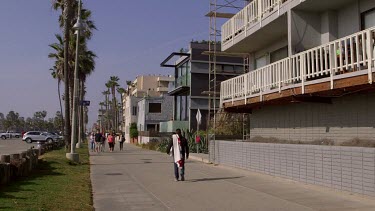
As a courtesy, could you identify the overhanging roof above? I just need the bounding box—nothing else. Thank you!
[160,52,190,68]
[168,86,190,96]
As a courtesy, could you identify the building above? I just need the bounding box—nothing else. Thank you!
[122,75,174,142]
[219,0,375,143]
[160,42,244,132]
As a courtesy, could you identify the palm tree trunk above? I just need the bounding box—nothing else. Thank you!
[64,0,73,149]
[58,79,64,134]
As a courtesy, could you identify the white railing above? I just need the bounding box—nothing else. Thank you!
[221,27,375,105]
[222,0,289,45]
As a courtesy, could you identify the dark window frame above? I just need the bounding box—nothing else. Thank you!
[361,8,375,30]
[149,103,162,113]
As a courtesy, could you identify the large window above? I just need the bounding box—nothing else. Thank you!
[149,103,161,113]
[362,8,375,30]
[132,106,137,116]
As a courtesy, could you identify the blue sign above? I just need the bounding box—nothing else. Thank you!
[81,100,90,106]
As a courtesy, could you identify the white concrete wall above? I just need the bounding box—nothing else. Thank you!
[338,1,360,38]
[210,141,375,197]
[290,10,322,53]
[249,93,375,143]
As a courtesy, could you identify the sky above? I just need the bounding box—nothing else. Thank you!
[0,0,212,127]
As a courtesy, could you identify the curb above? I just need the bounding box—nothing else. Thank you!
[189,154,210,164]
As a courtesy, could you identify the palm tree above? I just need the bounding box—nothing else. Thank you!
[51,0,97,148]
[63,0,73,149]
[117,87,126,132]
[102,90,111,131]
[107,76,120,131]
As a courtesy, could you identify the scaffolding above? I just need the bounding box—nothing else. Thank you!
[207,0,250,163]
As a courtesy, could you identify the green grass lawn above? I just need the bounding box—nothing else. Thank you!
[0,144,93,211]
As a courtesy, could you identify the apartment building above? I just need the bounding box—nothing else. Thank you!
[122,75,174,142]
[220,0,375,143]
[160,42,244,132]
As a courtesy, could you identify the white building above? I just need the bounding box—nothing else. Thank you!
[220,0,375,143]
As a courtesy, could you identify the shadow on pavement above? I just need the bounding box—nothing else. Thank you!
[0,160,63,200]
[91,161,172,165]
[188,176,243,183]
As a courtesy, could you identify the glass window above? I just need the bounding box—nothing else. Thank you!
[149,103,162,113]
[255,55,267,69]
[362,9,375,30]
[132,106,137,116]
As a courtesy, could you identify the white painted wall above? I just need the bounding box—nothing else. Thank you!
[290,10,322,54]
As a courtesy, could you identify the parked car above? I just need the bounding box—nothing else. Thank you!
[0,131,21,139]
[8,131,21,138]
[0,131,10,139]
[48,132,63,142]
[22,131,55,143]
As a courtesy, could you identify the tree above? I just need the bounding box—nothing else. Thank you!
[63,0,73,149]
[117,87,126,132]
[129,123,138,142]
[107,76,120,131]
[51,0,97,149]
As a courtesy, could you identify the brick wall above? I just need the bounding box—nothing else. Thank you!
[210,141,375,197]
[250,93,375,143]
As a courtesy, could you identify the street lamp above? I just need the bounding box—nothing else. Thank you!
[66,0,83,162]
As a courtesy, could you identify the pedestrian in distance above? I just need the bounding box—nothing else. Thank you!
[100,134,106,152]
[119,133,125,151]
[167,129,189,182]
[94,130,102,153]
[108,131,115,152]
[90,132,95,152]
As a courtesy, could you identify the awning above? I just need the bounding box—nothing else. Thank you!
[168,86,190,96]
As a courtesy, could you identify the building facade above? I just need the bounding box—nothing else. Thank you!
[220,0,375,143]
[122,75,174,142]
[161,42,244,132]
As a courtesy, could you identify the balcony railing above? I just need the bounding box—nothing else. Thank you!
[222,0,289,46]
[221,28,375,105]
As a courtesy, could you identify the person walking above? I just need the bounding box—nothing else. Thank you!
[119,133,125,151]
[167,129,189,182]
[94,130,102,153]
[89,132,95,152]
[108,132,115,152]
[100,133,106,152]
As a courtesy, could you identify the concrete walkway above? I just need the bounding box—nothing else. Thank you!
[90,144,375,211]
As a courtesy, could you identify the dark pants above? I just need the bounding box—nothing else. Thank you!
[120,142,124,150]
[173,159,185,179]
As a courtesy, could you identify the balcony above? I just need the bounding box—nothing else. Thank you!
[222,0,292,52]
[221,28,375,110]
[159,121,189,133]
[157,76,174,82]
[156,86,168,92]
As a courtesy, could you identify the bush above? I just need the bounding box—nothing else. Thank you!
[129,123,138,139]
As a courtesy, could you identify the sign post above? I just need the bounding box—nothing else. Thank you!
[196,109,202,153]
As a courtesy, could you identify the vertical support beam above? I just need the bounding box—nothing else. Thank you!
[287,10,293,57]
[300,55,305,94]
[367,30,373,84]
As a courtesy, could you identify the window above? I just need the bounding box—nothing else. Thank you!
[270,46,288,63]
[362,8,375,30]
[149,103,161,113]
[255,55,268,69]
[132,106,137,116]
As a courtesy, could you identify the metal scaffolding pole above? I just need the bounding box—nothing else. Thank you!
[207,0,247,163]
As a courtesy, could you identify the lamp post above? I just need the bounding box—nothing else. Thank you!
[66,0,83,162]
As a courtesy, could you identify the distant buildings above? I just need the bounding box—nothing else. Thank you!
[122,75,174,142]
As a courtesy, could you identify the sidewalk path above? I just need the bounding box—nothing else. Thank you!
[90,144,375,211]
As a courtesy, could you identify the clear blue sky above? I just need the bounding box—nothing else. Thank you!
[0,0,209,127]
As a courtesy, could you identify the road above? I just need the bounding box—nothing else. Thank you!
[90,144,375,211]
[0,138,38,155]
